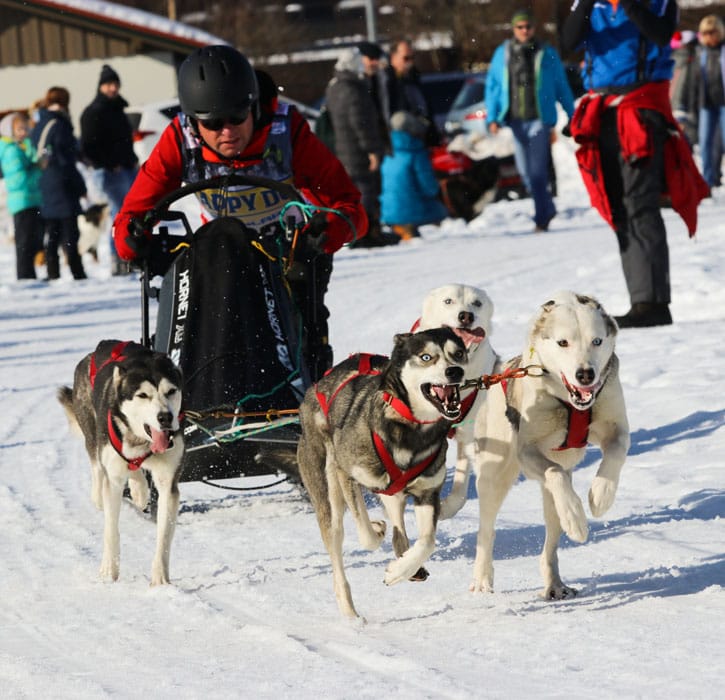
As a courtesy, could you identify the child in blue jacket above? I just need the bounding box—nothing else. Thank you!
[380,111,447,239]
[0,112,43,279]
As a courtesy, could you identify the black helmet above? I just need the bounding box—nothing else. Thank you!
[178,45,259,120]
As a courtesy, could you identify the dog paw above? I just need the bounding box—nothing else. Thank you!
[588,476,617,517]
[556,496,589,543]
[541,583,578,600]
[128,478,149,511]
[469,578,494,594]
[384,558,418,586]
[99,559,119,582]
[360,519,387,550]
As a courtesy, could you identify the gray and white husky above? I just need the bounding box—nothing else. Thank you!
[58,339,184,585]
[297,329,467,619]
[471,292,630,599]
[414,284,500,519]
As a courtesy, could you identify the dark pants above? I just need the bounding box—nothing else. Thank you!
[353,171,381,240]
[13,207,43,280]
[599,108,670,305]
[44,217,87,280]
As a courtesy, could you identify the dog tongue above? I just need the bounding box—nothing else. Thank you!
[432,385,455,401]
[453,326,485,347]
[150,428,170,453]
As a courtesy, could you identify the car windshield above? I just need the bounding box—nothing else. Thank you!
[451,77,486,111]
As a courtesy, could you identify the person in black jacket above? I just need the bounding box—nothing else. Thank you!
[80,64,139,275]
[31,87,87,281]
[325,47,395,247]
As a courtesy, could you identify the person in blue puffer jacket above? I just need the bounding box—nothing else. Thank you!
[379,111,448,240]
[0,112,43,280]
[485,9,575,233]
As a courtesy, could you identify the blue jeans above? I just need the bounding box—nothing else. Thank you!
[95,167,137,258]
[697,105,725,187]
[509,119,555,228]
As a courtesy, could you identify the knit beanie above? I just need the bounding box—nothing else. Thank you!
[99,64,121,87]
[359,41,383,60]
[511,9,533,26]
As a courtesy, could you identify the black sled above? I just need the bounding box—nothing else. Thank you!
[135,174,324,489]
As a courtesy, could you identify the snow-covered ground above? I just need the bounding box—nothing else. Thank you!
[1,136,723,699]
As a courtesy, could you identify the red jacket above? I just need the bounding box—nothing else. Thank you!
[113,99,367,260]
[570,81,709,237]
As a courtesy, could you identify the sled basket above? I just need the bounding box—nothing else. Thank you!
[136,174,319,485]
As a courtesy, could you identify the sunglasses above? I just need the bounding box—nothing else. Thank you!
[701,29,719,36]
[515,23,533,30]
[401,55,414,62]
[198,110,250,131]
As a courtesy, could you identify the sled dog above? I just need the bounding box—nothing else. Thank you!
[58,339,184,585]
[414,284,499,519]
[471,291,629,599]
[77,202,109,262]
[297,329,467,618]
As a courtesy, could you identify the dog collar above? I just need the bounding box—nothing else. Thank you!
[89,341,131,389]
[372,431,443,496]
[107,411,150,470]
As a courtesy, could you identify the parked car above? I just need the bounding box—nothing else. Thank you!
[443,73,487,137]
[126,96,320,163]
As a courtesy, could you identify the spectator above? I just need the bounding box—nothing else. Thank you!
[485,9,575,232]
[325,47,395,248]
[669,29,699,147]
[30,87,87,281]
[113,46,367,379]
[80,64,139,275]
[382,39,440,146]
[562,0,708,328]
[359,40,389,147]
[380,111,448,240]
[0,112,43,280]
[695,15,725,188]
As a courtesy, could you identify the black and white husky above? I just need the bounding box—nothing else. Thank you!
[58,340,184,585]
[414,284,500,519]
[297,329,467,619]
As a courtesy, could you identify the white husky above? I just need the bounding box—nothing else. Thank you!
[471,291,630,599]
[415,284,499,519]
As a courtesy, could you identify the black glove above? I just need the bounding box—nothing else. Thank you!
[286,213,328,282]
[302,212,328,256]
[125,218,151,263]
[562,121,572,138]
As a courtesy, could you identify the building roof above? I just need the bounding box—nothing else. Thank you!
[0,0,227,66]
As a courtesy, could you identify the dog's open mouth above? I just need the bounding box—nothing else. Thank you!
[144,425,174,453]
[561,374,600,410]
[422,383,462,419]
[447,325,486,349]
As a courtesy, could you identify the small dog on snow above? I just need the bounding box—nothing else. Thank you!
[58,339,184,585]
[414,284,499,519]
[297,329,467,619]
[77,202,109,262]
[471,291,630,599]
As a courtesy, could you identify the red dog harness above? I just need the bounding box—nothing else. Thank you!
[315,353,444,496]
[89,341,150,471]
[500,377,591,450]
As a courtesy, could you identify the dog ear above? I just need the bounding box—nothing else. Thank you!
[393,332,413,345]
[112,365,125,388]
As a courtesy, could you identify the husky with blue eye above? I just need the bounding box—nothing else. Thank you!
[471,291,629,600]
[297,329,467,619]
[58,340,184,586]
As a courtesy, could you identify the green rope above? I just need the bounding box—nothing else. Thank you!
[278,201,358,244]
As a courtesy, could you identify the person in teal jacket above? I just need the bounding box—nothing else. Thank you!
[0,112,43,279]
[486,9,575,231]
[380,111,448,240]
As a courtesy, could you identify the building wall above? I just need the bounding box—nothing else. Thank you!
[0,52,179,129]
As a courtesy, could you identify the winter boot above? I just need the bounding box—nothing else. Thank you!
[615,303,672,328]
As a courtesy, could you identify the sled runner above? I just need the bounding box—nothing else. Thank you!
[135,174,328,488]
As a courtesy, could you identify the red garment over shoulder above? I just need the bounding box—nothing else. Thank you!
[113,103,367,260]
[570,81,709,237]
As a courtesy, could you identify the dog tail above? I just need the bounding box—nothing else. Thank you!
[57,386,81,435]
